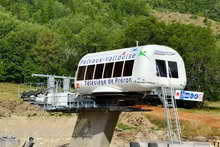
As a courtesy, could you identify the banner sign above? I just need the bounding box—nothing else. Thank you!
[76,77,133,88]
[175,90,204,102]
[84,77,132,87]
[79,48,140,66]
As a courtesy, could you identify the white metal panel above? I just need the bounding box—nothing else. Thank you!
[75,45,187,95]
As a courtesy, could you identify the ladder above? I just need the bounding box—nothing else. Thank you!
[156,65,181,143]
[160,86,181,143]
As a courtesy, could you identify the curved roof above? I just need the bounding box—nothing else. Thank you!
[78,45,177,66]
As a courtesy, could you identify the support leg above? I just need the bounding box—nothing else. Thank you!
[69,111,120,147]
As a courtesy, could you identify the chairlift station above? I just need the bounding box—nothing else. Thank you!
[21,45,204,147]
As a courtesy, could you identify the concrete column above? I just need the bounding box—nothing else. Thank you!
[69,111,120,147]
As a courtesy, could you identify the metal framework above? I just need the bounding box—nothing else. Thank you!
[160,87,181,143]
[22,73,182,142]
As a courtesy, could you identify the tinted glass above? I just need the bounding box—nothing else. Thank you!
[104,62,114,78]
[77,66,86,80]
[123,60,134,76]
[168,61,178,78]
[113,61,124,77]
[156,59,167,77]
[94,64,104,79]
[85,65,95,80]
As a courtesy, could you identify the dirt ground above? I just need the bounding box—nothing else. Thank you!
[137,105,220,128]
[0,101,219,146]
[0,116,76,147]
[0,112,166,147]
[112,112,167,147]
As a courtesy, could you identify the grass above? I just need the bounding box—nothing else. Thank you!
[145,113,220,139]
[181,120,220,138]
[0,82,79,117]
[0,82,75,117]
[0,82,47,101]
[0,82,23,101]
[116,123,136,131]
[144,113,166,129]
[178,101,220,117]
[144,102,220,139]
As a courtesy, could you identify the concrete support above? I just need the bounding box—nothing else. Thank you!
[130,142,211,147]
[0,137,20,147]
[69,111,120,147]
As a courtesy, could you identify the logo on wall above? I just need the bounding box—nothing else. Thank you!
[79,48,138,66]
[175,90,204,102]
[138,50,150,60]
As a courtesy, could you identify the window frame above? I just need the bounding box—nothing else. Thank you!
[93,64,97,79]
[77,59,135,80]
[103,62,114,78]
[94,63,105,79]
[168,61,179,78]
[111,62,116,78]
[85,64,95,80]
[155,59,167,78]
[113,61,124,78]
[77,66,86,81]
[123,60,134,77]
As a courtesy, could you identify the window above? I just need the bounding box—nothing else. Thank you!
[168,61,178,78]
[85,65,95,80]
[104,62,114,78]
[113,61,124,77]
[77,66,86,80]
[94,64,104,79]
[123,60,134,76]
[156,59,167,77]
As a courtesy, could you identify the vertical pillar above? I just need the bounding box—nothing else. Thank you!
[47,76,55,94]
[69,111,120,147]
[63,78,70,93]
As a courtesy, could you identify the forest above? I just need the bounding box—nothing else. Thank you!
[0,0,220,100]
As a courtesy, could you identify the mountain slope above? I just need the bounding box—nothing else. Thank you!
[153,11,220,35]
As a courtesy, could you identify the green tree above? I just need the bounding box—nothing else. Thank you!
[123,16,167,47]
[123,16,218,100]
[0,59,6,81]
[0,13,66,82]
[32,0,71,23]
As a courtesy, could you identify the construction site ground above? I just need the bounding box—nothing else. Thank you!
[0,83,220,146]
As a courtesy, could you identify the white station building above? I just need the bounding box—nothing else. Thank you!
[75,45,187,97]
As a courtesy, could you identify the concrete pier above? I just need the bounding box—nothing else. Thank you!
[130,142,211,147]
[69,111,120,147]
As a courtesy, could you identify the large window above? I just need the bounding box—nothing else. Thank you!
[156,59,167,77]
[77,66,86,80]
[94,64,104,79]
[85,65,95,80]
[123,60,134,76]
[104,62,114,78]
[168,61,178,78]
[113,61,124,77]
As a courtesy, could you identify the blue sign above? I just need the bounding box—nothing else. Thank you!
[175,90,203,102]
